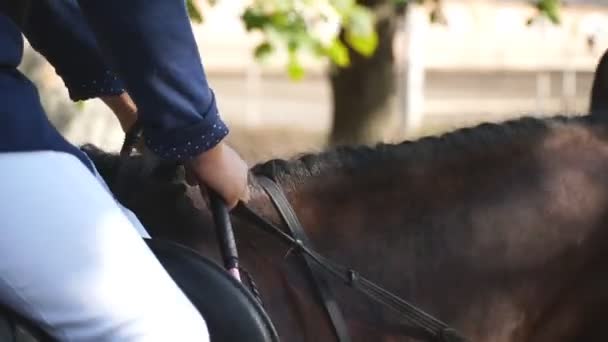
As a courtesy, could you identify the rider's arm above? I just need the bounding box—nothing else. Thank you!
[20,0,126,102]
[75,0,228,162]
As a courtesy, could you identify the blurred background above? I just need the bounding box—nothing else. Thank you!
[19,0,608,164]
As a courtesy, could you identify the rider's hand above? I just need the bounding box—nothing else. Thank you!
[101,92,138,133]
[187,142,250,209]
[101,92,249,208]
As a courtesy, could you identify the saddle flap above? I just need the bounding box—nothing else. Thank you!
[0,306,52,342]
[145,239,280,342]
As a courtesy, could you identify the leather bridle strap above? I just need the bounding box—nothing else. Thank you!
[256,176,353,342]
[113,121,143,199]
[240,176,468,342]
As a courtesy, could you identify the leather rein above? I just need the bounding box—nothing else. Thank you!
[113,129,469,342]
[238,178,468,342]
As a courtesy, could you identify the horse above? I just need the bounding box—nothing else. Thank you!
[82,54,608,341]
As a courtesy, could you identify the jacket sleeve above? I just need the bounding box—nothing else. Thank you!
[76,0,229,161]
[20,0,126,101]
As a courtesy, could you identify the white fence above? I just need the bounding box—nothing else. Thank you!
[398,1,608,136]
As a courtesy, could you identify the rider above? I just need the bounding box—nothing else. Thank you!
[0,0,249,341]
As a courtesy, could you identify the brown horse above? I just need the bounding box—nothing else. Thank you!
[84,59,608,342]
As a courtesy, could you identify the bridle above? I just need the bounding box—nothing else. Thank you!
[236,178,468,342]
[113,127,470,342]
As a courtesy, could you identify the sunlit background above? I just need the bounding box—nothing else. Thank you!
[19,0,608,164]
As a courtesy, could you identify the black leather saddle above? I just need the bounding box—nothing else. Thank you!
[0,238,279,342]
[146,238,279,342]
[0,305,50,342]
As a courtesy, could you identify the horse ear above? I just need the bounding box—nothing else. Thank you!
[590,48,608,118]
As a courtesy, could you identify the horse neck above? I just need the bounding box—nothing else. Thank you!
[246,119,608,307]
[105,118,608,341]
[250,133,538,262]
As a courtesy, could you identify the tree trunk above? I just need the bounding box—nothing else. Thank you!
[329,1,400,146]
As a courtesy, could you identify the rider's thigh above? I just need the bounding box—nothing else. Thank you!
[0,151,209,342]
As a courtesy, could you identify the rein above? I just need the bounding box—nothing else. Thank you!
[255,176,352,342]
[110,129,469,342]
[235,177,468,342]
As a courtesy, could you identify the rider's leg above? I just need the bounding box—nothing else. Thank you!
[0,150,209,341]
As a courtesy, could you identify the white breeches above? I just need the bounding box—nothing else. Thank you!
[0,151,209,341]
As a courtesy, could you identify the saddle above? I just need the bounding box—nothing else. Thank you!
[145,238,279,342]
[0,305,49,342]
[0,238,279,342]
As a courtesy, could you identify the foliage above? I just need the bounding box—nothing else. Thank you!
[240,0,383,79]
[530,0,562,24]
[186,0,563,79]
[186,0,204,23]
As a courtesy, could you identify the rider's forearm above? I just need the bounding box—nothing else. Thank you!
[19,1,139,135]
[20,0,126,101]
[76,0,228,162]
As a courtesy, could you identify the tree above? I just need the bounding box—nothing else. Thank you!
[188,0,563,145]
[241,0,404,145]
[328,0,404,145]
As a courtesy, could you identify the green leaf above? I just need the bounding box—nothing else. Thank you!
[186,0,203,23]
[254,41,274,60]
[311,40,327,57]
[326,39,350,67]
[331,0,356,15]
[429,7,447,25]
[242,8,270,31]
[345,30,378,57]
[287,38,299,53]
[241,0,385,79]
[287,52,305,80]
[271,11,307,33]
[345,6,375,37]
[536,0,561,24]
[342,5,378,56]
[269,12,290,29]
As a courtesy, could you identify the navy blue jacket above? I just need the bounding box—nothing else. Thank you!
[0,0,228,171]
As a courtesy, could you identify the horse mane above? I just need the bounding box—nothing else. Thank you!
[83,114,596,192]
[86,48,608,189]
[251,114,587,185]
[253,47,608,185]
[81,143,185,191]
